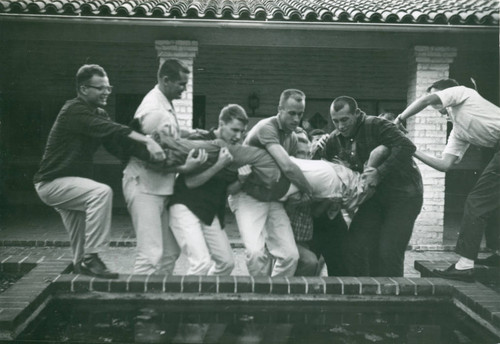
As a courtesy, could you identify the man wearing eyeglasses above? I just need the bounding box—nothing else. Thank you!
[396,78,500,282]
[34,64,166,279]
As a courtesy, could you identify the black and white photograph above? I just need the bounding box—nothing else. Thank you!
[0,0,499,343]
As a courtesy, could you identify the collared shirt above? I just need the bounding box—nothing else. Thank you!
[169,130,237,227]
[123,85,180,195]
[322,114,423,196]
[435,86,500,161]
[244,115,298,154]
[34,97,132,183]
[242,115,298,201]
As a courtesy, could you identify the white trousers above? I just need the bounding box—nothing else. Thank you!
[35,177,112,265]
[122,176,180,275]
[229,192,298,277]
[169,204,235,275]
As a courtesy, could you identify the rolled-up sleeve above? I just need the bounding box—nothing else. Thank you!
[443,130,469,162]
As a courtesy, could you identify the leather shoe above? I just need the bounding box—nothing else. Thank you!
[432,264,474,282]
[77,254,119,279]
[474,254,500,267]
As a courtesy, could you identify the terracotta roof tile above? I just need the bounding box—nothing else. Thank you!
[0,0,497,25]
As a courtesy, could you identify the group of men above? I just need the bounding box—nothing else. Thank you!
[34,58,499,282]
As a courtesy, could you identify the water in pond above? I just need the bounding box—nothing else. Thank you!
[17,300,498,343]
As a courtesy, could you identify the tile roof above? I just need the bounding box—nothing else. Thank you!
[0,0,498,25]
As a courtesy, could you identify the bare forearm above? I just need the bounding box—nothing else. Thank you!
[398,101,428,121]
[127,131,152,144]
[398,94,441,121]
[185,162,225,188]
[414,151,452,172]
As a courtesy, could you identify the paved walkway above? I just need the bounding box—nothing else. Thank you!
[0,206,468,278]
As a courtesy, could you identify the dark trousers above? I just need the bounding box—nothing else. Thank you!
[345,192,423,277]
[456,150,500,259]
[312,212,349,276]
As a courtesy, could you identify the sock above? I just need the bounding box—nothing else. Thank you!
[455,257,474,270]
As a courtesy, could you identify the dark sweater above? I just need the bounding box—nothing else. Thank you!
[34,97,133,183]
[322,114,423,196]
[168,130,237,228]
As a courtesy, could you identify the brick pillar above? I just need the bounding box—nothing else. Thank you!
[407,46,457,245]
[155,40,198,130]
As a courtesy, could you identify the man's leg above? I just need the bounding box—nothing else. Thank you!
[169,204,215,275]
[202,217,235,276]
[55,208,86,266]
[294,242,319,276]
[123,176,179,275]
[265,201,299,277]
[312,212,349,276]
[475,211,500,267]
[230,192,272,276]
[344,197,383,276]
[484,210,500,252]
[157,199,181,274]
[434,153,500,281]
[376,195,423,277]
[456,151,500,260]
[35,177,115,277]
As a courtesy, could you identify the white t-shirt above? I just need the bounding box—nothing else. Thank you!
[436,86,500,162]
[283,158,367,213]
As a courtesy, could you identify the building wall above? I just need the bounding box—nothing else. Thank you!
[0,40,159,207]
[195,45,409,128]
[1,38,498,246]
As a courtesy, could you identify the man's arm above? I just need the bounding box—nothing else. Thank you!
[414,151,458,172]
[184,147,232,188]
[266,144,313,195]
[395,94,442,132]
[127,131,166,161]
[148,149,208,174]
[362,120,417,187]
[71,111,166,161]
[227,165,252,195]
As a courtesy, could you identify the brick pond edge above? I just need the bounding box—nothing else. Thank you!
[0,255,499,341]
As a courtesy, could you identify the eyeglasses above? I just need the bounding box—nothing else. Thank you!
[84,85,113,92]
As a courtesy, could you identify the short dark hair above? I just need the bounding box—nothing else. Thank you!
[279,89,306,107]
[76,64,107,90]
[158,58,190,81]
[219,104,249,125]
[294,127,310,144]
[426,79,459,92]
[331,96,358,114]
[308,128,327,140]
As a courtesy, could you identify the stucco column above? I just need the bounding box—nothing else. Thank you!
[155,40,198,130]
[407,46,457,246]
